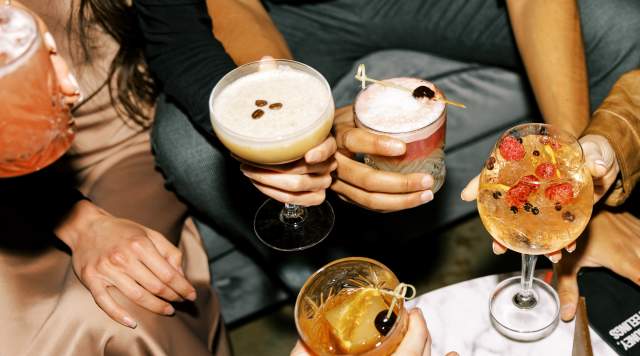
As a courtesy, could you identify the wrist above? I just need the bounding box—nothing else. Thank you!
[54,200,107,250]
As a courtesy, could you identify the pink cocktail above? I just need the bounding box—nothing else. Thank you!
[354,78,447,192]
[0,5,73,177]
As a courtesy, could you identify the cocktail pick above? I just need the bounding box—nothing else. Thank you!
[379,282,417,321]
[355,64,466,108]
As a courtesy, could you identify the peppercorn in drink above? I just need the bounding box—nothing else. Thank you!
[477,123,593,340]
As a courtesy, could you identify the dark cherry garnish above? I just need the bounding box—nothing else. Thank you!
[255,99,268,107]
[555,203,562,211]
[510,206,519,214]
[532,207,540,215]
[269,102,283,110]
[251,109,264,119]
[523,202,532,212]
[532,150,540,156]
[562,211,575,222]
[492,191,502,199]
[412,86,435,99]
[486,156,496,170]
[375,310,397,336]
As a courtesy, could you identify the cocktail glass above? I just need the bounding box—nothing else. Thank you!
[295,257,409,355]
[477,123,593,340]
[0,4,74,177]
[209,59,335,251]
[354,78,447,193]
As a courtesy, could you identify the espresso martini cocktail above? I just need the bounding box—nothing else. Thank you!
[209,59,335,251]
[354,77,447,193]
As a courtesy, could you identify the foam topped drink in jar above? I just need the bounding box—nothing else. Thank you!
[354,78,447,193]
[0,5,74,177]
[210,61,334,165]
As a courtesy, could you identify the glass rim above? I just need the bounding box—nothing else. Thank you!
[0,5,39,77]
[495,123,585,163]
[353,79,447,136]
[208,58,334,144]
[294,256,406,354]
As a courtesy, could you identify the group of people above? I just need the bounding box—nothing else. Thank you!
[1,0,639,355]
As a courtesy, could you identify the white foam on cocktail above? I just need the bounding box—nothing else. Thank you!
[212,66,331,140]
[355,78,445,134]
[0,6,37,73]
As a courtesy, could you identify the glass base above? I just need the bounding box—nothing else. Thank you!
[254,199,334,251]
[489,276,559,341]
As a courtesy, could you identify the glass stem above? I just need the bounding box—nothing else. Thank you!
[279,203,306,228]
[513,254,538,309]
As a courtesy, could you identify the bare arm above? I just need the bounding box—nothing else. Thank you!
[207,0,292,64]
[506,0,590,137]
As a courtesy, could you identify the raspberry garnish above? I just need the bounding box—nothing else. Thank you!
[545,183,574,205]
[499,136,525,161]
[507,182,533,207]
[535,163,556,180]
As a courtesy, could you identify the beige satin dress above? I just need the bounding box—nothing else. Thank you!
[0,1,229,355]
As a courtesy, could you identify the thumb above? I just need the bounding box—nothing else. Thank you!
[460,175,480,201]
[556,267,580,321]
[579,135,614,178]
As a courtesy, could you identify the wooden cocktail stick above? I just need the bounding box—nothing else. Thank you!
[355,64,466,109]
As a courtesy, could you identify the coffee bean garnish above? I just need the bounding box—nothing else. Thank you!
[412,85,435,99]
[251,109,264,119]
[532,150,540,156]
[255,99,268,107]
[492,191,502,199]
[374,310,397,336]
[486,156,496,170]
[510,206,519,214]
[554,203,562,211]
[562,211,575,222]
[523,202,532,212]
[532,207,540,215]
[269,103,283,110]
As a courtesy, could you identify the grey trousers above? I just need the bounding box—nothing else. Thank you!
[152,0,640,289]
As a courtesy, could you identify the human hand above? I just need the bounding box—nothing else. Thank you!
[238,135,337,206]
[579,134,619,202]
[11,1,81,105]
[555,209,640,321]
[290,309,458,356]
[461,175,576,263]
[55,200,197,328]
[330,106,435,212]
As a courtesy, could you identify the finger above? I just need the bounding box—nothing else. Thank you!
[445,353,459,356]
[612,258,640,289]
[258,56,277,71]
[127,260,183,302]
[106,268,175,315]
[335,152,432,193]
[86,279,137,328]
[305,136,337,164]
[461,175,480,201]
[580,136,611,178]
[134,240,197,301]
[290,340,313,356]
[337,127,406,156]
[331,179,432,212]
[393,309,429,356]
[565,241,577,253]
[492,240,507,255]
[556,267,580,321]
[545,250,562,264]
[145,229,185,276]
[241,167,332,193]
[236,156,337,175]
[251,180,327,206]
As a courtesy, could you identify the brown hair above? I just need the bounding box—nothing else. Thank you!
[74,0,156,127]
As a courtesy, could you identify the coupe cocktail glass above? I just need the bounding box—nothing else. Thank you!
[209,59,335,251]
[477,123,593,340]
[0,4,74,177]
[354,78,447,193]
[295,257,409,355]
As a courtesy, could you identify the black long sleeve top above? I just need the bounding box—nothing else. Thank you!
[135,0,237,135]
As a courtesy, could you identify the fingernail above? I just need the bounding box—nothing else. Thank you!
[420,190,434,202]
[43,32,57,53]
[307,151,319,163]
[421,175,433,189]
[388,141,405,155]
[548,254,561,263]
[187,291,197,301]
[561,304,575,320]
[566,245,576,253]
[123,316,137,328]
[492,242,501,255]
[67,73,81,93]
[165,305,175,315]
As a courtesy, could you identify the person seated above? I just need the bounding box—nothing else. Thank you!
[0,2,228,355]
[462,69,640,321]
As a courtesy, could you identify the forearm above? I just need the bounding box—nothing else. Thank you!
[507,0,590,137]
[53,200,107,250]
[207,0,292,64]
